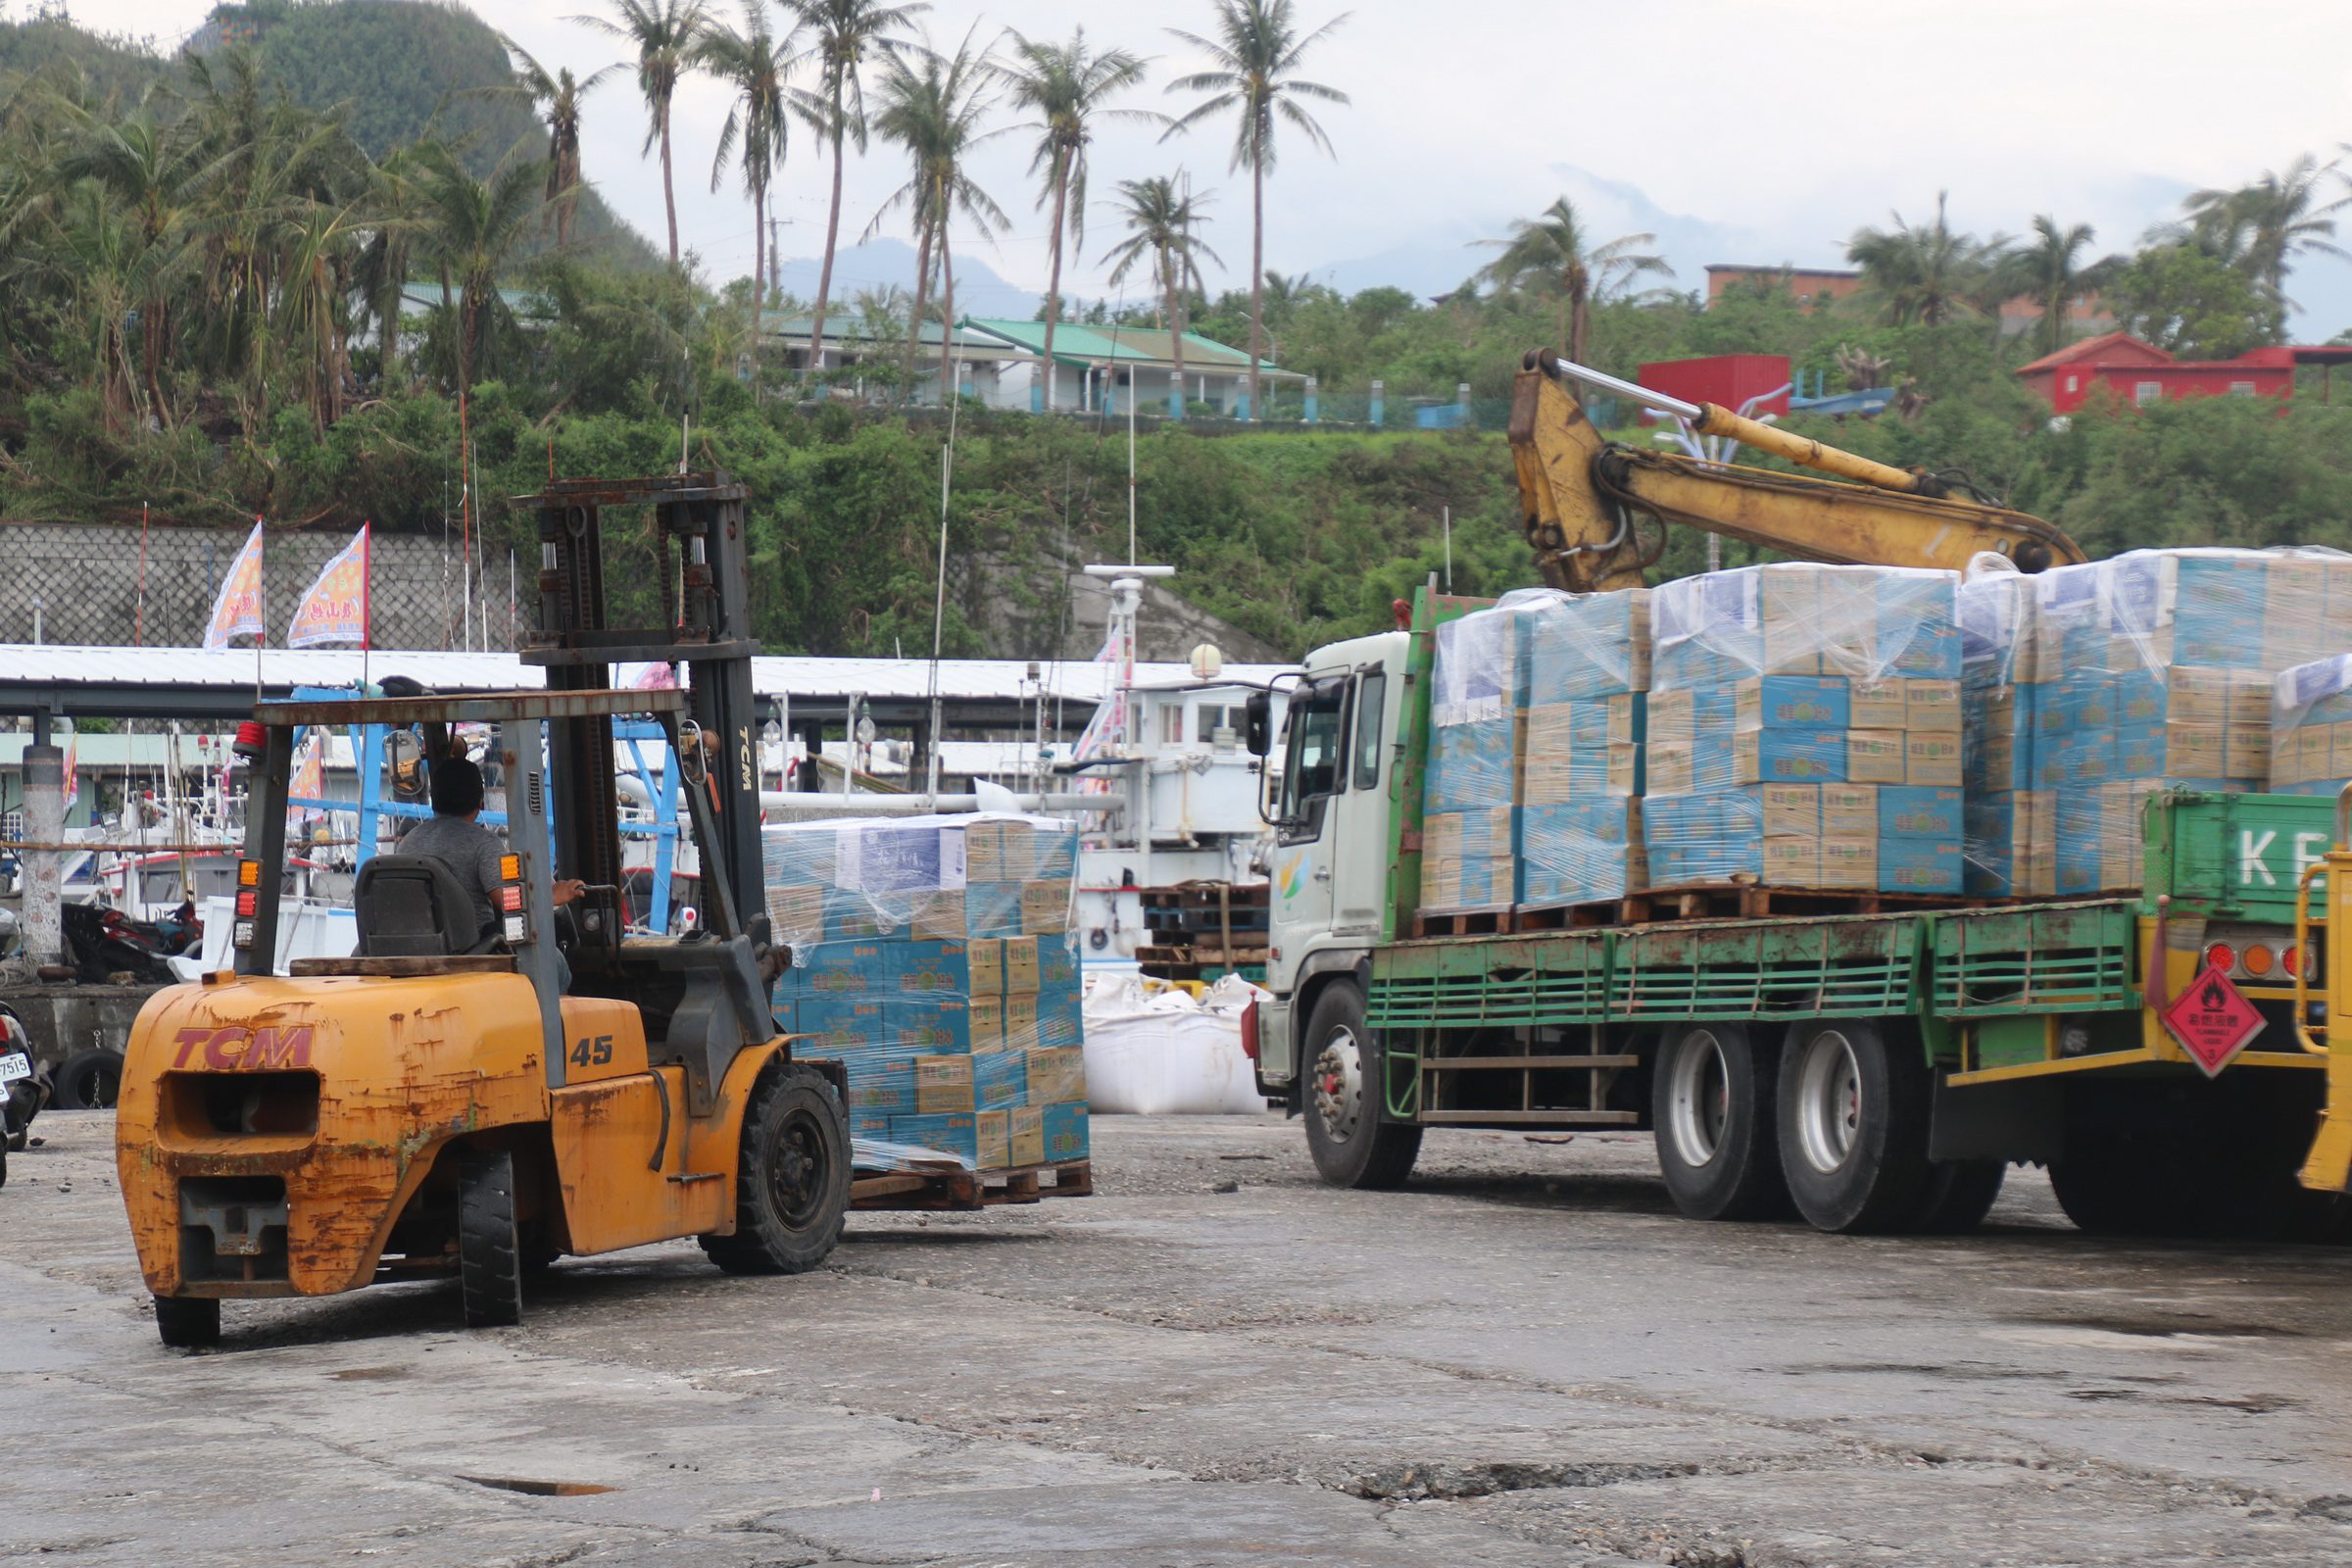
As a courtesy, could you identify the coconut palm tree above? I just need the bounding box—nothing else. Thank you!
[866,25,1005,401]
[1001,27,1148,411]
[416,142,557,576]
[1163,0,1348,419]
[1102,173,1221,410]
[1845,192,2003,326]
[2184,154,2346,320]
[2009,215,2119,357]
[698,2,800,382]
[783,0,929,382]
[485,35,618,252]
[569,0,710,267]
[1472,196,1669,364]
[50,93,202,420]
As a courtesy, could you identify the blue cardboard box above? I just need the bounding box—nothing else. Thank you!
[800,994,889,1055]
[965,882,1024,939]
[1041,1102,1090,1162]
[1738,675,1850,731]
[1736,729,1847,785]
[845,1059,916,1115]
[801,938,887,996]
[1879,786,1962,841]
[975,1050,1027,1111]
[889,1112,979,1163]
[1881,838,1964,895]
[889,939,968,995]
[890,996,970,1055]
[1035,989,1084,1052]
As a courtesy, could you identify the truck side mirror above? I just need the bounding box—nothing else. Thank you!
[1244,691,1272,757]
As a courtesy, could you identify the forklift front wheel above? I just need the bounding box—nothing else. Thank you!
[700,1063,849,1276]
[458,1149,524,1329]
[155,1295,220,1350]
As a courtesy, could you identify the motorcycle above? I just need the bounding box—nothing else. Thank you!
[0,1003,40,1189]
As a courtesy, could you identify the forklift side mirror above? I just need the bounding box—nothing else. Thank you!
[1243,691,1272,758]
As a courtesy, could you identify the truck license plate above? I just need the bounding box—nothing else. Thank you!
[0,1052,30,1086]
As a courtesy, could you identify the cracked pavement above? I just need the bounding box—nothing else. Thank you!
[8,1110,2352,1565]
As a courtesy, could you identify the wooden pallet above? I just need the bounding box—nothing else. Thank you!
[1407,906,1512,938]
[1620,882,1987,923]
[1408,885,1990,939]
[850,1159,1094,1212]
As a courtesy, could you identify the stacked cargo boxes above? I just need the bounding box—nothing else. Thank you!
[763,814,1088,1171]
[1643,564,1966,893]
[2272,652,2352,796]
[1421,601,1519,912]
[1960,549,2343,896]
[1515,588,1651,907]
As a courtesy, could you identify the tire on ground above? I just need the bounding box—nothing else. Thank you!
[458,1148,524,1328]
[1775,1018,1933,1234]
[699,1060,851,1276]
[154,1295,220,1349]
[1300,981,1421,1190]
[53,1048,122,1110]
[1651,1022,1788,1221]
[1910,1159,2006,1234]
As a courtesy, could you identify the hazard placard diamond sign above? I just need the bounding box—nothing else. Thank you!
[2161,964,2266,1077]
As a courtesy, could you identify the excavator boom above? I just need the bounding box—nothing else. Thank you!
[1508,351,2085,593]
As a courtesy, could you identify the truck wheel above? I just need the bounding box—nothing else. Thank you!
[458,1149,523,1328]
[1911,1160,2006,1234]
[1301,983,1421,1190]
[700,1062,849,1275]
[155,1296,220,1349]
[1652,1023,1787,1221]
[53,1048,122,1110]
[1776,1020,1932,1234]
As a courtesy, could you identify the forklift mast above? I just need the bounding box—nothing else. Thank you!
[514,472,770,952]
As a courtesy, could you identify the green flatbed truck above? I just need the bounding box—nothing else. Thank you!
[1242,587,2352,1238]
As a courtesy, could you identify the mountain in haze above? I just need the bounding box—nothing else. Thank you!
[768,237,1040,320]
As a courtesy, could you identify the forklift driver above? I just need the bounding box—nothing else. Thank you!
[407,757,585,978]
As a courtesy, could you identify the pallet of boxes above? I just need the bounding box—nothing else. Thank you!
[1419,564,1974,928]
[1959,547,2349,897]
[763,814,1094,1209]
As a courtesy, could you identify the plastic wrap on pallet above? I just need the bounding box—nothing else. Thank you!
[762,813,1085,1170]
[2271,653,2352,795]
[1519,585,1653,701]
[1517,799,1645,906]
[1652,563,1960,691]
[1643,564,1963,894]
[1424,598,1522,913]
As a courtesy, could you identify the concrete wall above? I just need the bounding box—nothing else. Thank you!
[0,522,518,651]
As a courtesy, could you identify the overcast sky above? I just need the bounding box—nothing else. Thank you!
[56,0,2352,334]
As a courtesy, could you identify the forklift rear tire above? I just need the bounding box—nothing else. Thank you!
[700,1063,849,1276]
[458,1149,524,1328]
[1301,982,1422,1190]
[1653,1023,1788,1221]
[1776,1020,1933,1234]
[155,1296,220,1349]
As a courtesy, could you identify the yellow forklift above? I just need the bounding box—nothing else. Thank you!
[115,472,848,1348]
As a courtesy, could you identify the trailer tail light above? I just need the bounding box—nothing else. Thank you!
[2204,942,2237,975]
[1240,998,1260,1061]
[2285,943,2304,978]
[233,890,257,918]
[2242,943,2277,978]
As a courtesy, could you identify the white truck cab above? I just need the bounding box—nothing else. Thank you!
[1250,629,1410,1105]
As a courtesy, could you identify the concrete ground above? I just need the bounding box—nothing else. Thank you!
[8,1110,2352,1567]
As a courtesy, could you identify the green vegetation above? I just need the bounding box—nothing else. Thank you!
[1,1,2350,669]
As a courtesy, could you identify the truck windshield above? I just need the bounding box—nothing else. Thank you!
[1279,676,1349,834]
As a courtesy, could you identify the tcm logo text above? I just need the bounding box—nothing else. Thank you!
[171,1025,316,1070]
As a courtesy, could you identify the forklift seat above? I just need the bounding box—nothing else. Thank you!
[354,856,497,957]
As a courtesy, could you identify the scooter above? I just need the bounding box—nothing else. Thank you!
[0,1004,43,1189]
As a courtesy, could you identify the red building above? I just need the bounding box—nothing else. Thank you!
[2014,331,2324,413]
[1638,353,1791,417]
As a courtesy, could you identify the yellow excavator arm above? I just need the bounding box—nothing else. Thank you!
[1507,350,2086,593]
